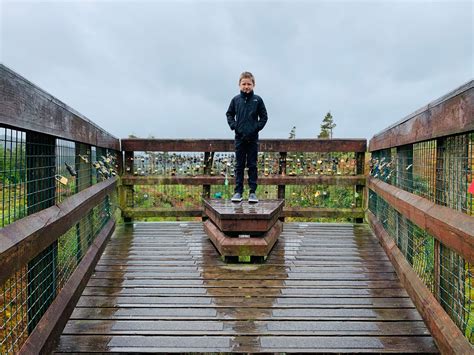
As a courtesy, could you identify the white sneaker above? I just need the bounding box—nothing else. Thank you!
[231,192,243,202]
[248,192,258,203]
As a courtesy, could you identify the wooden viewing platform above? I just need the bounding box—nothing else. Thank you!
[54,222,437,353]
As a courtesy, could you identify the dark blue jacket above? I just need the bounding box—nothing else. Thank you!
[226,91,268,140]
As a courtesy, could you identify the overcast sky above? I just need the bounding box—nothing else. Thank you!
[1,0,472,140]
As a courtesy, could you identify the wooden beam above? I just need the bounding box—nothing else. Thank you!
[367,211,472,355]
[19,219,115,355]
[0,64,119,150]
[281,207,365,219]
[122,207,364,219]
[0,177,117,285]
[367,176,474,263]
[121,139,367,153]
[121,175,366,186]
[369,81,474,151]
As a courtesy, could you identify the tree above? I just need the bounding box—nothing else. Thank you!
[288,126,296,139]
[318,112,336,139]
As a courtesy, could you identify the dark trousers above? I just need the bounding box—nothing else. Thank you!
[234,138,258,194]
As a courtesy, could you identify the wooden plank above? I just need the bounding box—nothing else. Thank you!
[62,319,429,336]
[121,175,366,186]
[0,177,117,284]
[282,207,365,219]
[70,306,424,321]
[369,80,474,151]
[19,219,115,355]
[0,64,119,150]
[81,286,409,297]
[368,177,474,263]
[368,211,472,355]
[121,138,367,153]
[55,335,436,353]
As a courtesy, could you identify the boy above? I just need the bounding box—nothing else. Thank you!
[226,71,268,203]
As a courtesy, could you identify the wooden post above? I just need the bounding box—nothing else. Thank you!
[75,143,93,259]
[121,151,134,223]
[355,151,365,223]
[202,151,212,199]
[278,152,286,222]
[26,131,57,332]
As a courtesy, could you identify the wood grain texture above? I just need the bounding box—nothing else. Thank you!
[369,80,474,151]
[55,222,437,353]
[0,64,119,149]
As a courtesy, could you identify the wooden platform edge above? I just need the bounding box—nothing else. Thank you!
[19,219,115,355]
[368,211,472,355]
[204,219,282,256]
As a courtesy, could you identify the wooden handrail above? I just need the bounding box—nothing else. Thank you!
[121,138,367,152]
[0,64,120,150]
[121,175,366,186]
[367,176,474,263]
[0,177,117,285]
[369,80,473,151]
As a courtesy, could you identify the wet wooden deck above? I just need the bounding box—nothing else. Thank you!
[55,222,438,353]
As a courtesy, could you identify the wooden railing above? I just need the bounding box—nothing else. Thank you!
[367,80,474,353]
[120,138,367,221]
[0,64,120,354]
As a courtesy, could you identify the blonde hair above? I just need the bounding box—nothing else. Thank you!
[239,71,255,84]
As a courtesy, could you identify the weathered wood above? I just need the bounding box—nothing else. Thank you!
[0,64,120,150]
[121,175,366,186]
[55,222,436,353]
[367,211,472,355]
[20,219,115,355]
[281,207,365,219]
[56,335,437,353]
[121,138,367,153]
[204,219,282,256]
[122,207,364,219]
[203,199,283,232]
[369,80,474,151]
[368,176,474,263]
[61,319,429,335]
[0,177,117,285]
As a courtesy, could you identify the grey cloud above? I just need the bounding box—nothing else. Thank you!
[1,0,472,140]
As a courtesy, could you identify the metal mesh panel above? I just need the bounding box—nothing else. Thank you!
[0,195,115,353]
[439,245,474,342]
[369,189,473,343]
[437,133,473,215]
[371,133,473,216]
[132,184,202,209]
[285,152,357,176]
[0,128,27,227]
[285,185,356,209]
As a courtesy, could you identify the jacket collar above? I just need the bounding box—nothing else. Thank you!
[240,90,254,99]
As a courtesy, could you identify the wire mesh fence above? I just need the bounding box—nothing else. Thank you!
[128,151,359,178]
[124,150,361,222]
[0,125,119,353]
[0,128,120,229]
[370,132,474,216]
[0,195,116,353]
[369,189,474,343]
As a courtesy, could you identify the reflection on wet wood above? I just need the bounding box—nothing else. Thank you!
[56,222,438,353]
